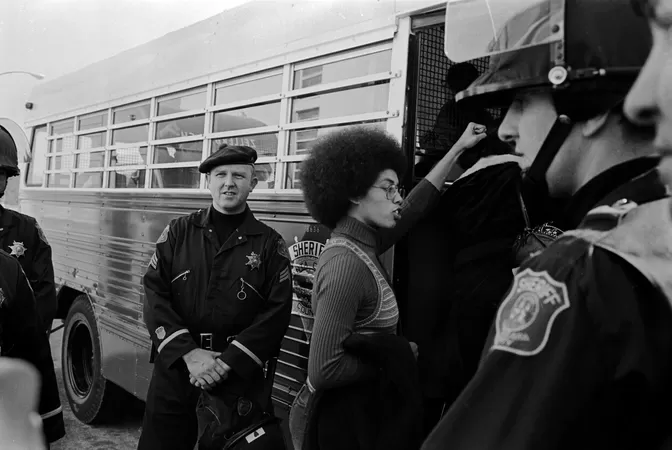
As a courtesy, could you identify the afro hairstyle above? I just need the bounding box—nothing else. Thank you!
[299,127,407,229]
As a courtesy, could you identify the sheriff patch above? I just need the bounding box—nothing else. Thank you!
[156,225,170,245]
[155,326,166,340]
[492,269,570,356]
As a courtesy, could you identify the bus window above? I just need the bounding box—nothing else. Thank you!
[211,133,279,158]
[290,83,389,123]
[109,146,147,188]
[78,111,108,131]
[151,167,200,189]
[76,152,105,169]
[254,163,276,189]
[113,102,150,124]
[288,121,385,156]
[26,125,48,187]
[293,49,392,89]
[74,172,104,188]
[214,72,282,106]
[157,89,207,116]
[212,103,280,132]
[155,115,205,140]
[153,141,203,164]
[285,162,302,190]
[46,173,70,188]
[77,132,105,150]
[50,119,74,136]
[111,125,149,145]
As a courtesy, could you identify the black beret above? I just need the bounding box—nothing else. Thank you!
[198,144,257,173]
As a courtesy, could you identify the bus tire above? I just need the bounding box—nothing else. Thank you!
[62,295,119,424]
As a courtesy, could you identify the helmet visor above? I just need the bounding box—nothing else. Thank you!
[444,0,564,63]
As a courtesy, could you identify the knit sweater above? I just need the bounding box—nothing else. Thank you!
[308,179,440,390]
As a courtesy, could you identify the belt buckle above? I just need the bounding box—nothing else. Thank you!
[200,333,213,351]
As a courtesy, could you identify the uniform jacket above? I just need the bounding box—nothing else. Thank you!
[0,250,65,444]
[143,205,293,379]
[0,206,57,332]
[422,158,672,450]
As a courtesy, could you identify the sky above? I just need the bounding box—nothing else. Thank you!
[0,0,252,133]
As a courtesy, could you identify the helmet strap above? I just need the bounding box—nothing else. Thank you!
[523,115,574,196]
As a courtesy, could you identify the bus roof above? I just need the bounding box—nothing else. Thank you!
[25,0,441,126]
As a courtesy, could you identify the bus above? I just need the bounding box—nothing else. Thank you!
[19,0,494,439]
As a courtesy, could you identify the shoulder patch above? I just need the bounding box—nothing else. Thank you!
[492,268,570,356]
[148,252,158,270]
[156,225,170,245]
[276,237,290,260]
[35,222,49,246]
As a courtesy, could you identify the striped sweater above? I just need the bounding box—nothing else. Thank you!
[308,179,440,390]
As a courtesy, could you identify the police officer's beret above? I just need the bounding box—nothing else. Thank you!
[198,144,257,173]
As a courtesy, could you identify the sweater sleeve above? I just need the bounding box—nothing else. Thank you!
[308,252,378,390]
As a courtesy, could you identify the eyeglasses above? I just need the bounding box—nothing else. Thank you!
[373,184,404,200]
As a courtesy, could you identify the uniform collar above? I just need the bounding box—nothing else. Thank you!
[563,156,662,229]
[191,204,266,235]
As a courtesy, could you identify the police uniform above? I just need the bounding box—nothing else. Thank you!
[422,158,672,449]
[138,146,293,450]
[0,125,57,334]
[0,250,65,447]
[0,206,57,333]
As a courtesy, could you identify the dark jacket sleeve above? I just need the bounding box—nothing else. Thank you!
[142,221,198,368]
[27,219,57,332]
[421,246,660,450]
[377,179,441,254]
[219,234,293,379]
[5,259,65,443]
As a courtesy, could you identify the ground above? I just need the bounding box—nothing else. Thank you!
[49,320,144,450]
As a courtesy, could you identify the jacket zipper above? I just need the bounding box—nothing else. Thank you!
[171,270,190,283]
[240,278,262,298]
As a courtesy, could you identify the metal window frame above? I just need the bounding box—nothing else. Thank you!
[77,110,109,132]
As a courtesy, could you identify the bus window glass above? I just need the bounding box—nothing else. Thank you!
[153,141,203,164]
[293,49,392,89]
[211,133,278,158]
[26,125,48,186]
[214,74,282,105]
[50,119,74,136]
[254,163,276,189]
[157,90,206,116]
[78,111,108,131]
[50,135,76,153]
[285,162,303,189]
[46,173,70,188]
[49,154,74,170]
[151,167,200,189]
[76,152,105,169]
[74,172,103,188]
[77,132,105,149]
[110,146,147,167]
[113,103,150,124]
[112,125,149,145]
[155,115,205,140]
[288,121,385,155]
[291,84,389,123]
[212,103,280,133]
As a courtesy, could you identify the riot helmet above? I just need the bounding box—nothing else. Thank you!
[444,0,652,193]
[0,118,30,178]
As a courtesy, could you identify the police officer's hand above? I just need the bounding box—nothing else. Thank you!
[183,349,224,388]
[451,122,488,155]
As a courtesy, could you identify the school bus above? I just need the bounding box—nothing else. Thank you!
[19,0,493,438]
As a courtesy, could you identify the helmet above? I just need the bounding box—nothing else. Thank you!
[444,0,652,191]
[0,118,30,178]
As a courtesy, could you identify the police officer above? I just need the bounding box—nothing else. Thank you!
[0,121,57,333]
[0,250,65,448]
[138,144,293,450]
[422,0,672,448]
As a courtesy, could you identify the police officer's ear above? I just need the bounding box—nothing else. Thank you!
[248,166,258,190]
[580,110,611,138]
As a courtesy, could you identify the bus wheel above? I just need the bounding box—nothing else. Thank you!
[62,295,119,424]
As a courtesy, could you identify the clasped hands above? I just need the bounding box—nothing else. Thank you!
[183,348,232,390]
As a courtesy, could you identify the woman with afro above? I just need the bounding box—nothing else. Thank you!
[290,124,486,450]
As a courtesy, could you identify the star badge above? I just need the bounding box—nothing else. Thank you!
[8,241,26,258]
[245,251,261,270]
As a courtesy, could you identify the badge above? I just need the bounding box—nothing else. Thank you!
[155,326,166,340]
[156,225,170,245]
[277,238,290,260]
[8,241,26,258]
[245,251,261,270]
[35,222,49,245]
[492,268,570,356]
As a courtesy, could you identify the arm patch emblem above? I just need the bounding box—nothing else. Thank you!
[149,252,158,270]
[156,225,170,245]
[492,268,570,356]
[276,238,290,260]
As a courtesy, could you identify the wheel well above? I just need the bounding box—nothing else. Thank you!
[56,286,88,320]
